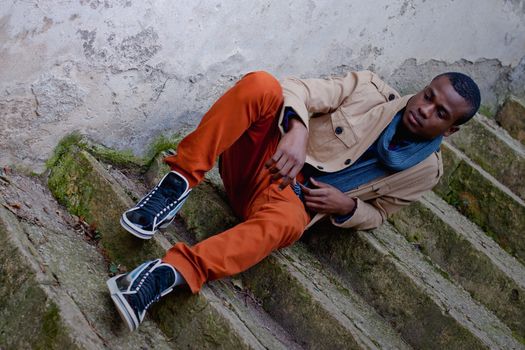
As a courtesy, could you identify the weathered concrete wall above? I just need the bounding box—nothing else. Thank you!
[1,0,524,172]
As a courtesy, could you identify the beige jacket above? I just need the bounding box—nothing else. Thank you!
[279,70,443,230]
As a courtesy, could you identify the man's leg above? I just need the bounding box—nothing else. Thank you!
[109,71,304,330]
[121,71,284,238]
[164,70,284,188]
[162,183,310,293]
[162,70,310,293]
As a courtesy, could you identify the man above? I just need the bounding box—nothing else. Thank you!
[107,70,480,331]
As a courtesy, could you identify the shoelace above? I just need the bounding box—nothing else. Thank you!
[140,186,180,219]
[132,267,174,314]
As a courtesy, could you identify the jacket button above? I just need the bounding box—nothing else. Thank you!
[335,126,343,134]
[317,165,324,170]
[344,159,351,165]
[388,93,396,101]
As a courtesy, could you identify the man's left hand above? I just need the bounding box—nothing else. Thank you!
[300,178,356,216]
[265,118,308,190]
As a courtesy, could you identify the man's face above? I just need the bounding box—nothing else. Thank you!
[402,75,472,140]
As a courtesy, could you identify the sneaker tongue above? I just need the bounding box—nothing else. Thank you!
[165,172,187,199]
[131,265,176,313]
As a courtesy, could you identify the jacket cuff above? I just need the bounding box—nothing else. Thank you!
[281,107,305,132]
[332,198,358,224]
[278,100,309,135]
[330,198,382,229]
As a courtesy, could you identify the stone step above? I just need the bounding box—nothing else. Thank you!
[46,141,300,349]
[302,222,524,349]
[145,151,411,349]
[0,173,173,349]
[435,141,525,264]
[448,113,525,200]
[389,190,525,339]
[495,96,525,146]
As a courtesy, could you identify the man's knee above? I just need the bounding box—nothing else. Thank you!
[237,71,283,103]
[276,206,309,247]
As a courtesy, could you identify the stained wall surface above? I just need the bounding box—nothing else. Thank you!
[1,0,524,171]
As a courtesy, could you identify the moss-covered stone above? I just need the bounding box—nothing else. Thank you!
[46,133,145,171]
[0,217,78,350]
[242,254,362,350]
[448,117,525,199]
[83,140,145,170]
[46,140,265,348]
[302,224,486,349]
[181,183,239,242]
[151,289,251,349]
[389,196,525,338]
[47,145,163,265]
[435,144,525,263]
[496,96,525,145]
[145,133,185,164]
[144,149,173,187]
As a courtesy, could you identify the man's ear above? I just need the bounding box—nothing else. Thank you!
[443,125,460,137]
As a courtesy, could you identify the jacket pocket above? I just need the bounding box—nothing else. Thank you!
[330,110,357,148]
[370,74,399,102]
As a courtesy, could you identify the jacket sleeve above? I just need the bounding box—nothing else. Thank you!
[330,153,443,230]
[278,71,362,134]
[330,196,414,230]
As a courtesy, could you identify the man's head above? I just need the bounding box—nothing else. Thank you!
[402,72,481,140]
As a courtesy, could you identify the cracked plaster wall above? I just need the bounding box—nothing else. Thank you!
[1,0,524,171]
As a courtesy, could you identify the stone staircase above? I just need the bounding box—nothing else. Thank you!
[1,101,524,349]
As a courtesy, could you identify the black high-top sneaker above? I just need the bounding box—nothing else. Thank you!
[106,259,179,331]
[121,171,191,239]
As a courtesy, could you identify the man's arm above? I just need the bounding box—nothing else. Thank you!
[279,71,361,133]
[265,72,362,188]
[332,176,440,230]
[265,117,308,190]
[300,178,357,216]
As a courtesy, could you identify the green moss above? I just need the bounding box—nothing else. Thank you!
[478,105,494,118]
[47,146,92,219]
[512,331,525,345]
[45,132,84,169]
[145,133,184,164]
[38,303,63,350]
[47,133,146,174]
[85,143,145,169]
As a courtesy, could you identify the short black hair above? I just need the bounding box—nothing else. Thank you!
[434,72,481,125]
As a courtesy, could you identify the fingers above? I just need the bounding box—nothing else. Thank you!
[265,149,283,169]
[310,178,329,188]
[303,199,328,213]
[266,153,304,190]
[272,160,294,180]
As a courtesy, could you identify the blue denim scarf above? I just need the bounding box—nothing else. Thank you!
[294,111,442,196]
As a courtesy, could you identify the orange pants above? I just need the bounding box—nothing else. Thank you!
[162,71,311,293]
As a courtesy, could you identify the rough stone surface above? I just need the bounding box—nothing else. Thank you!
[0,173,173,349]
[46,139,298,349]
[1,0,525,171]
[448,113,525,199]
[302,222,523,349]
[435,143,525,263]
[390,191,525,339]
[496,96,525,145]
[242,246,411,350]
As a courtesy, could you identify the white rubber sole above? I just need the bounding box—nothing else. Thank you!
[120,194,190,240]
[106,276,140,332]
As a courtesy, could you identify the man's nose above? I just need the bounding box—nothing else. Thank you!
[419,104,434,118]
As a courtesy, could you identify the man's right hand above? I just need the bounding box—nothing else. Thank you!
[264,118,308,190]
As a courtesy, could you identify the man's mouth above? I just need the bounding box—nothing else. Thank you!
[408,111,422,128]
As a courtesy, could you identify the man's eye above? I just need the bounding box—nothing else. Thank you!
[438,110,445,119]
[424,93,431,100]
